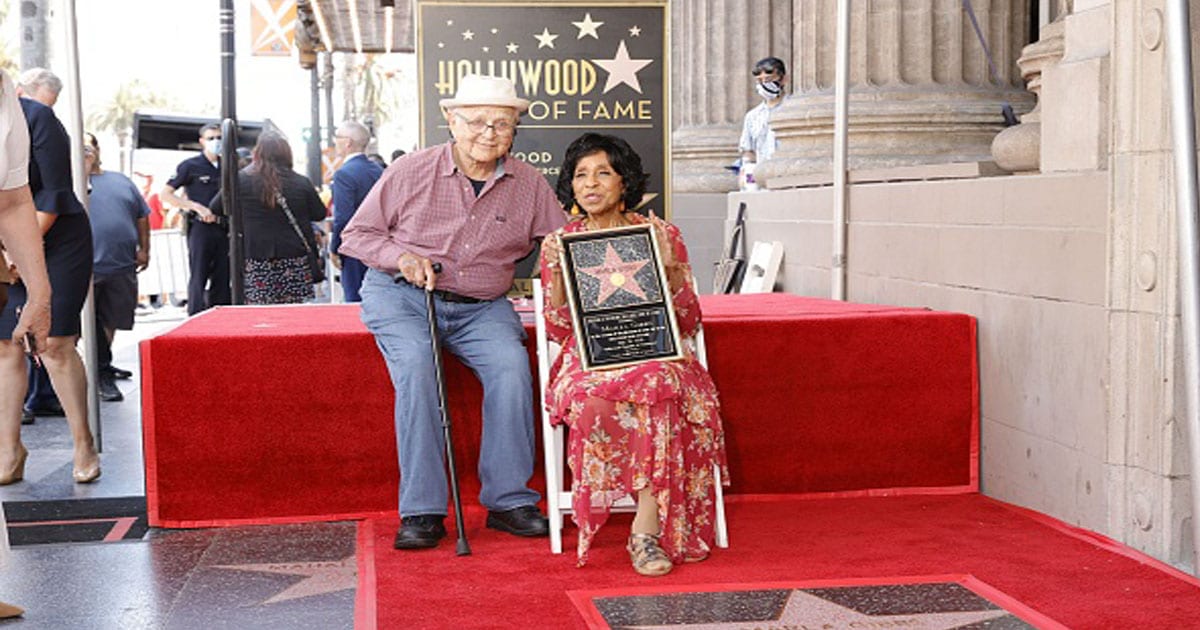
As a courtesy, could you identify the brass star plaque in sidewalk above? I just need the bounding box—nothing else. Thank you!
[570,576,1065,629]
[560,224,683,371]
[213,556,356,605]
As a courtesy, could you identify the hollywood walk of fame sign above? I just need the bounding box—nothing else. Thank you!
[416,0,669,218]
[559,224,683,371]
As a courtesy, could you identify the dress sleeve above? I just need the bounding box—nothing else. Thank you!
[29,108,82,215]
[539,228,574,345]
[665,223,702,338]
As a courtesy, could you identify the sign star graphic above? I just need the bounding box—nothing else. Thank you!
[622,590,1012,630]
[506,42,519,53]
[462,29,474,40]
[594,41,653,94]
[573,12,604,39]
[578,243,649,306]
[213,556,356,605]
[534,27,558,48]
[629,25,642,37]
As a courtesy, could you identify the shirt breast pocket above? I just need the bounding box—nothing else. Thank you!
[487,212,527,254]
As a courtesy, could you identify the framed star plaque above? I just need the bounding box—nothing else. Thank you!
[559,224,683,371]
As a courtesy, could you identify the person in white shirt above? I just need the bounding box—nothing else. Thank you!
[739,56,789,164]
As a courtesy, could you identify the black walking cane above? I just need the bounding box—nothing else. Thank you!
[395,262,471,556]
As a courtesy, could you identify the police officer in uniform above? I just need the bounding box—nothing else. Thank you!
[161,123,229,315]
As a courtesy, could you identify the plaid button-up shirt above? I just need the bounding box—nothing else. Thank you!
[340,142,566,300]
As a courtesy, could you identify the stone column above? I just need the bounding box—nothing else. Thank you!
[991,14,1068,172]
[671,0,792,192]
[757,0,1034,185]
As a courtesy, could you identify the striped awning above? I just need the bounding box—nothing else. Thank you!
[296,0,414,54]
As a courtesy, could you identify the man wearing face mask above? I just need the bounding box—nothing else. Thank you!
[739,56,788,164]
[161,123,230,315]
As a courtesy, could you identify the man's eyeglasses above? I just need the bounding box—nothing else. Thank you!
[453,112,516,136]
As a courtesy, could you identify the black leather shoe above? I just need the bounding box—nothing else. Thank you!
[98,377,124,402]
[20,409,34,425]
[393,515,447,550]
[486,505,549,537]
[104,365,134,380]
[27,402,64,417]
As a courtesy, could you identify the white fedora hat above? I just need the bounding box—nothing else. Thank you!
[439,74,530,113]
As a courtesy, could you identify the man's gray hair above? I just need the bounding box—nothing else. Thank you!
[18,68,63,96]
[338,120,371,151]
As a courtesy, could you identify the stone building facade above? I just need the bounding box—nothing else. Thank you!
[671,0,1197,571]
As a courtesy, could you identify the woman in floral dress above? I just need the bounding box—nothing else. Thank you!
[540,133,728,576]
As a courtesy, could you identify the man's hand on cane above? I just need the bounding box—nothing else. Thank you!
[397,252,437,290]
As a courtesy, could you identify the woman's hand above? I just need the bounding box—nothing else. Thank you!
[648,213,676,269]
[543,233,565,272]
[543,233,568,308]
[13,297,50,356]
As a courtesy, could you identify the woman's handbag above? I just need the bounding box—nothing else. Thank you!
[276,192,326,284]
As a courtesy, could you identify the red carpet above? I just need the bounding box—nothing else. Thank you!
[140,296,977,526]
[362,494,1200,629]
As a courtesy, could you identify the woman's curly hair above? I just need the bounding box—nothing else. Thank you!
[555,133,648,212]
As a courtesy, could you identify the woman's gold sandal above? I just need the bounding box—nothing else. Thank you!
[627,533,673,577]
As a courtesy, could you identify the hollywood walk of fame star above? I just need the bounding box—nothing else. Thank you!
[629,25,642,37]
[534,27,558,49]
[506,42,519,53]
[462,29,475,40]
[619,589,1014,630]
[573,13,604,39]
[213,556,356,605]
[577,243,650,306]
[594,41,653,94]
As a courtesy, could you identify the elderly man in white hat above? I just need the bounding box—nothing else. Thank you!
[341,74,566,550]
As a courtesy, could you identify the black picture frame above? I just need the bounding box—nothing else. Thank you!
[558,224,684,370]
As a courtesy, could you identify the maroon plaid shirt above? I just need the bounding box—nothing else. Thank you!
[339,142,566,299]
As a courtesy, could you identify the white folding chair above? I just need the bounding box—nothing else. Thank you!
[533,280,729,554]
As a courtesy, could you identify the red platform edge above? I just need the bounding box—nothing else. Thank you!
[141,297,980,527]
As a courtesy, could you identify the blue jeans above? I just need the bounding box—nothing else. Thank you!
[360,269,540,517]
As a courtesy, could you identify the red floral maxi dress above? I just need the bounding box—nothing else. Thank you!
[540,214,729,566]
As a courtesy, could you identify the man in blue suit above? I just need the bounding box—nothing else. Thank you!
[330,120,383,302]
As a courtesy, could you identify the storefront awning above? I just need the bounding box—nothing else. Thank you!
[296,0,414,55]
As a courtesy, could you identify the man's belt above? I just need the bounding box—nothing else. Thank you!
[396,276,485,304]
[432,288,485,304]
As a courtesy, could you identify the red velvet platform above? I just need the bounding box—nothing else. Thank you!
[140,295,977,527]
